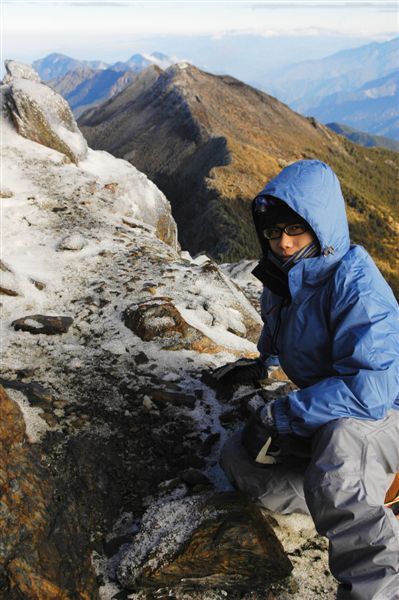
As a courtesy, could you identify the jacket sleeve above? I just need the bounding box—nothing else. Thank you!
[273,279,399,437]
[257,289,280,368]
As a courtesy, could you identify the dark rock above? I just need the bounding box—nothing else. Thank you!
[117,492,292,591]
[111,591,129,600]
[12,314,73,335]
[0,379,54,407]
[0,285,18,296]
[15,368,37,379]
[123,298,188,342]
[200,432,220,456]
[180,469,211,488]
[144,388,196,410]
[103,535,133,558]
[0,260,12,272]
[134,351,149,365]
[30,278,46,291]
[219,409,239,426]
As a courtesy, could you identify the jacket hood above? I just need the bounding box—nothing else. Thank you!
[253,160,350,290]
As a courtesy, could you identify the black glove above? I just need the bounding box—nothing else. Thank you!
[241,417,280,465]
[240,392,279,464]
[212,358,268,387]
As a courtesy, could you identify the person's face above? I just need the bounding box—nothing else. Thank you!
[268,223,315,258]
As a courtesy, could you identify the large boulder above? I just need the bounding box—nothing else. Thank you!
[2,60,87,164]
[124,297,229,353]
[117,492,293,591]
[0,386,98,598]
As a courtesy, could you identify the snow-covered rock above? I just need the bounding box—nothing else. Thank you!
[117,492,292,590]
[3,59,41,83]
[57,233,87,251]
[3,61,88,164]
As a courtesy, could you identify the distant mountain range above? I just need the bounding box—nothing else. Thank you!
[32,52,176,116]
[31,37,399,143]
[266,37,399,140]
[327,122,399,152]
[307,71,398,140]
[32,51,174,80]
[78,63,399,295]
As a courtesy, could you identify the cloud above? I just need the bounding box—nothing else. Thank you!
[210,25,373,39]
[3,0,140,5]
[250,1,398,10]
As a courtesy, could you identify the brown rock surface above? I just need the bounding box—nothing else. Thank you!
[0,386,98,599]
[118,492,292,591]
[123,298,255,354]
[12,314,73,334]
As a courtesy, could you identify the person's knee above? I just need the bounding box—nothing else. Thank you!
[307,418,364,486]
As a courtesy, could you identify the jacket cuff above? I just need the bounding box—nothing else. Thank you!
[273,397,292,434]
[261,355,280,368]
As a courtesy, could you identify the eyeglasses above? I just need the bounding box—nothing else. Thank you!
[262,223,308,240]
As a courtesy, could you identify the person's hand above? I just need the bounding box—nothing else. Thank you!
[241,417,280,464]
[211,358,268,387]
[239,391,275,424]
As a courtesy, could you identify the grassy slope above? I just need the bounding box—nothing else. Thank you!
[192,75,399,296]
[79,66,399,296]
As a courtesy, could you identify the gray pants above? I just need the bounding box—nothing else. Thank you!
[220,411,399,600]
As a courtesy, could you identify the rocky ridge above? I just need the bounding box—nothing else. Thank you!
[1,62,336,599]
[79,62,399,297]
[33,51,177,118]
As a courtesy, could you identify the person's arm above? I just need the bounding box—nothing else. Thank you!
[212,289,279,386]
[273,276,399,437]
[257,289,280,368]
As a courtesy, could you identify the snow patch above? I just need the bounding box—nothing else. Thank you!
[7,388,54,443]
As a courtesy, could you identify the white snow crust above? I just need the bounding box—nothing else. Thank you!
[6,388,55,443]
[3,59,41,83]
[9,77,88,161]
[118,492,217,587]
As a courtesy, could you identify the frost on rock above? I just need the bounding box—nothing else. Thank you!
[3,61,87,164]
[80,150,178,248]
[3,60,41,83]
[6,388,54,443]
[117,494,212,588]
[117,492,293,592]
[57,233,87,251]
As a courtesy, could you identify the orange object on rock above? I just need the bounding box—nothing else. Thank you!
[384,473,399,514]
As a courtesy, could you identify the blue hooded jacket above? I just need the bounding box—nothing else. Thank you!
[255,160,399,437]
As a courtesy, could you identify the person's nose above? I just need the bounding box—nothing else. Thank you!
[277,232,293,249]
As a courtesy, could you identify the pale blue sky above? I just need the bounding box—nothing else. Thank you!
[2,1,398,65]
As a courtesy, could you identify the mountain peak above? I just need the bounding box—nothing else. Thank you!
[79,63,399,295]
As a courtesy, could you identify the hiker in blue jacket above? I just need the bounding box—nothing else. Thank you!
[215,160,399,599]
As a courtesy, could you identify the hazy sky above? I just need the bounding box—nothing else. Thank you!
[2,0,398,65]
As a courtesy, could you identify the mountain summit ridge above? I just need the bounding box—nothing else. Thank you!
[79,62,399,296]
